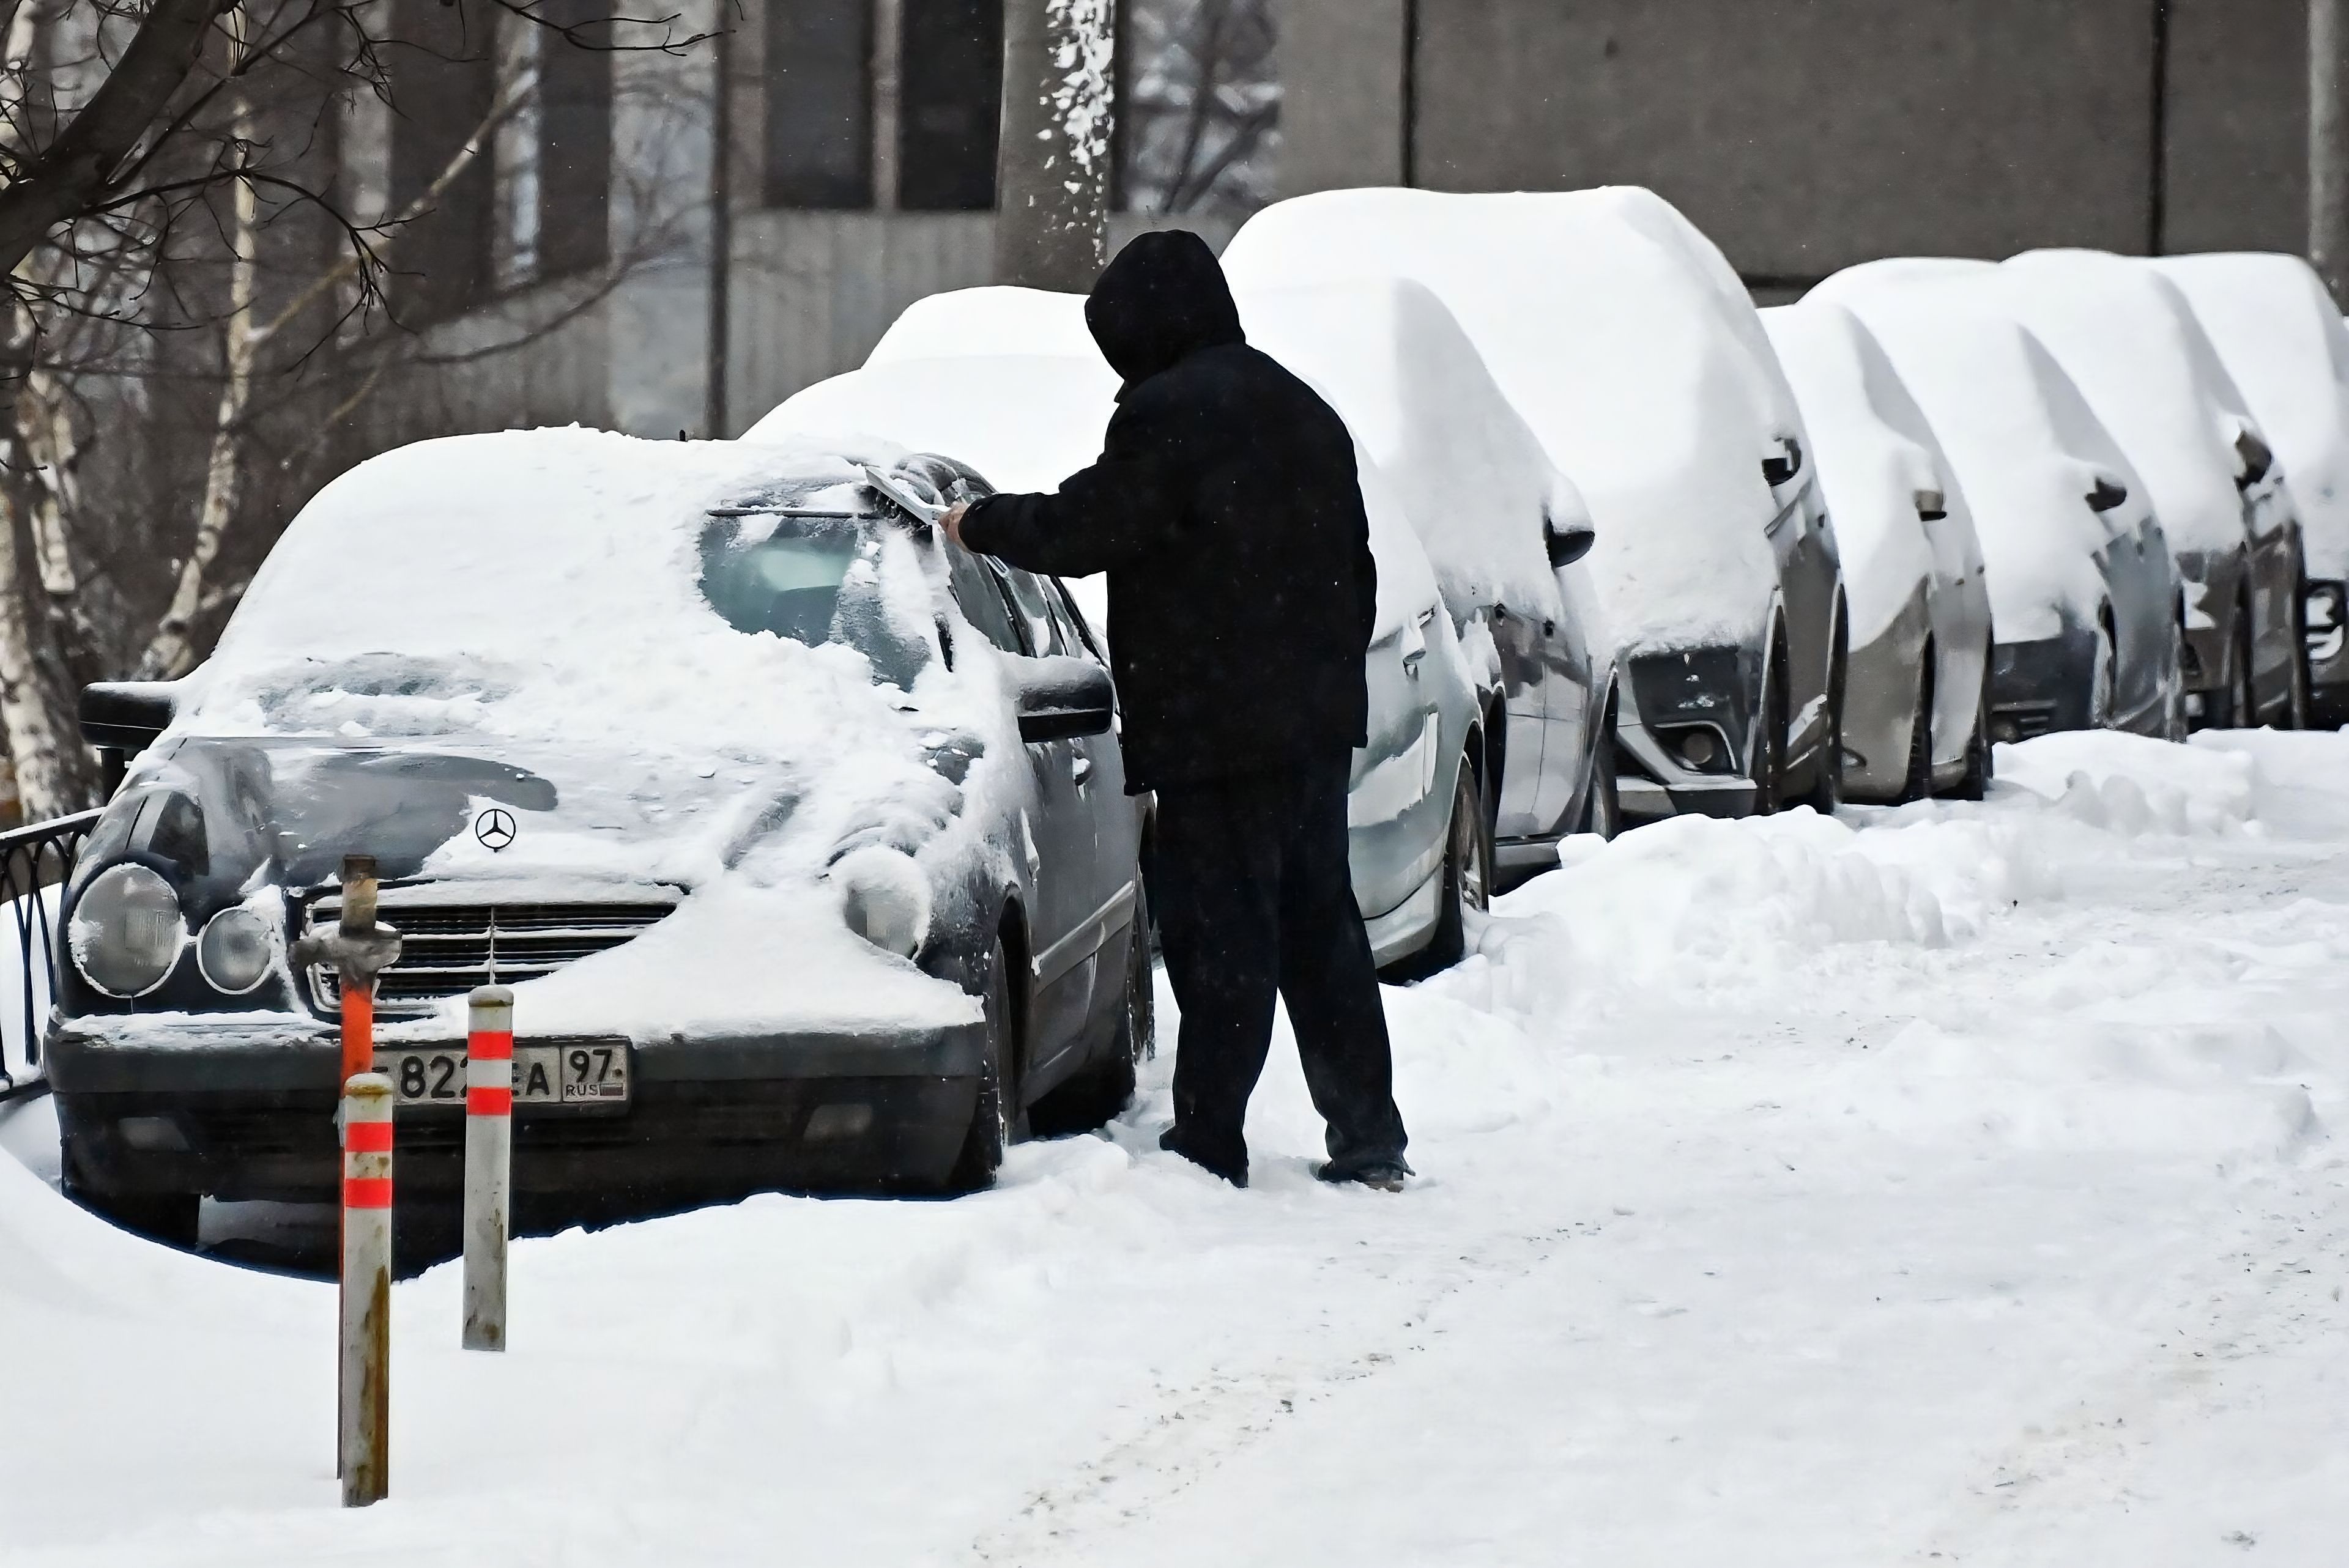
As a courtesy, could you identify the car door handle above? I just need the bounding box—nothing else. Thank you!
[1072,753,1095,786]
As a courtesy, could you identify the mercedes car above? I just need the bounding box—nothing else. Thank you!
[51,430,1152,1243]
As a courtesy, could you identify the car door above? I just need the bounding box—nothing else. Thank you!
[1919,490,1992,767]
[990,563,1122,1078]
[1530,569,1603,834]
[1485,607,1551,843]
[1767,466,1839,769]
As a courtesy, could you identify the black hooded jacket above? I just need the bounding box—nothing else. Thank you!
[959,231,1378,793]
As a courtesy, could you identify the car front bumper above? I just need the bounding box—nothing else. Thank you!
[48,1015,988,1202]
[1988,630,2098,742]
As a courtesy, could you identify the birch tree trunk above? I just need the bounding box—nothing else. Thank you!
[138,6,259,681]
[994,0,1116,292]
[2315,0,2349,303]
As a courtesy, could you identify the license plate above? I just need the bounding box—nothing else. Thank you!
[374,1041,631,1109]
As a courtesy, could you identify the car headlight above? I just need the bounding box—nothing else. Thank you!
[196,906,274,995]
[833,846,930,958]
[70,863,187,997]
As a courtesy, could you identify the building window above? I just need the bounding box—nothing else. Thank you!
[765,0,874,208]
[538,0,614,275]
[1118,0,1278,216]
[897,0,999,210]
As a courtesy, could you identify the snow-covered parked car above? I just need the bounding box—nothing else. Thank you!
[51,431,1151,1241]
[1223,186,1848,823]
[1820,281,2184,741]
[749,339,1496,974]
[1762,301,1994,801]
[1231,278,1617,875]
[1839,253,2304,730]
[2153,252,2349,725]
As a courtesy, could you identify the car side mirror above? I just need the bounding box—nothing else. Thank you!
[1761,436,1805,489]
[1014,656,1115,742]
[80,680,178,753]
[2234,428,2274,490]
[1914,488,1947,522]
[2085,476,2130,514]
[1544,519,1597,569]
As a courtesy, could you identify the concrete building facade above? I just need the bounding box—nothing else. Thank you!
[1279,0,2310,291]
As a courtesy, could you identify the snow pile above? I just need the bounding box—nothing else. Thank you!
[173,429,995,1037]
[1970,251,2258,557]
[1760,302,1956,645]
[748,349,1444,645]
[1234,277,1587,621]
[1223,187,1788,653]
[2154,253,2349,579]
[1814,279,2141,642]
[1998,728,2258,836]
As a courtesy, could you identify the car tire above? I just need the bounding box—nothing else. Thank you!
[1798,634,1847,815]
[1027,875,1153,1136]
[1413,758,1491,976]
[1577,715,1620,840]
[2225,594,2257,729]
[946,935,1020,1191]
[2090,611,2118,730]
[1753,634,1789,816]
[61,1136,200,1249]
[1950,667,1993,802]
[1900,668,1934,804]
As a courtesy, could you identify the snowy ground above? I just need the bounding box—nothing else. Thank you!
[4,730,2348,1565]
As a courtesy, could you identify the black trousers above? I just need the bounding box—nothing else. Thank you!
[1151,752,1408,1183]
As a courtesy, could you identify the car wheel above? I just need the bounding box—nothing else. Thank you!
[1753,636,1789,816]
[1577,716,1620,840]
[1900,668,1933,804]
[946,935,1019,1191]
[2090,613,2118,730]
[1027,875,1153,1136]
[1798,638,1847,815]
[2225,594,2257,729]
[1414,759,1491,975]
[2286,577,2312,730]
[61,1136,200,1249]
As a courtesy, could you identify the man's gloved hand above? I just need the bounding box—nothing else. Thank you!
[940,501,971,549]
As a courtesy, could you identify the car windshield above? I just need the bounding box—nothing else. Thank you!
[698,486,940,689]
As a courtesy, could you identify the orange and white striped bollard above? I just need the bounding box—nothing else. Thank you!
[340,1072,393,1506]
[462,985,514,1352]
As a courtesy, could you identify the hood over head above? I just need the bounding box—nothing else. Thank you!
[1085,229,1245,388]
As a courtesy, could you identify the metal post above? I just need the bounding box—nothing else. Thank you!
[340,1073,393,1507]
[2315,0,2349,303]
[462,985,514,1353]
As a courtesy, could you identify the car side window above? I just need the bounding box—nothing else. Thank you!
[946,549,1025,654]
[1050,579,1106,664]
[997,568,1072,659]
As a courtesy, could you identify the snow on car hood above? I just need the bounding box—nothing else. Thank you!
[746,350,1444,645]
[1233,277,1592,627]
[166,428,1004,1035]
[2154,253,2349,579]
[1222,186,1789,654]
[866,284,1102,366]
[1820,284,2140,642]
[1761,302,1955,646]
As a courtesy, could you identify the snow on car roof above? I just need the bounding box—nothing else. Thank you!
[1760,302,1954,646]
[1820,283,2139,642]
[1233,277,1588,623]
[1901,250,2257,557]
[2153,252,2349,579]
[1221,186,1787,653]
[866,284,1100,367]
[747,352,1442,643]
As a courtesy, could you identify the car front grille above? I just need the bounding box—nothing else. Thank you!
[304,895,677,1017]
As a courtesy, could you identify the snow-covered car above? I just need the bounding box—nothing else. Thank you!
[1839,253,2304,730]
[749,342,1496,974]
[2152,252,2349,724]
[50,431,1151,1242]
[1762,301,1994,801]
[1819,281,2184,741]
[1223,187,1848,823]
[1230,278,1618,878]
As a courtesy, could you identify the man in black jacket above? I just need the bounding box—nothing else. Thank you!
[943,230,1411,1191]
